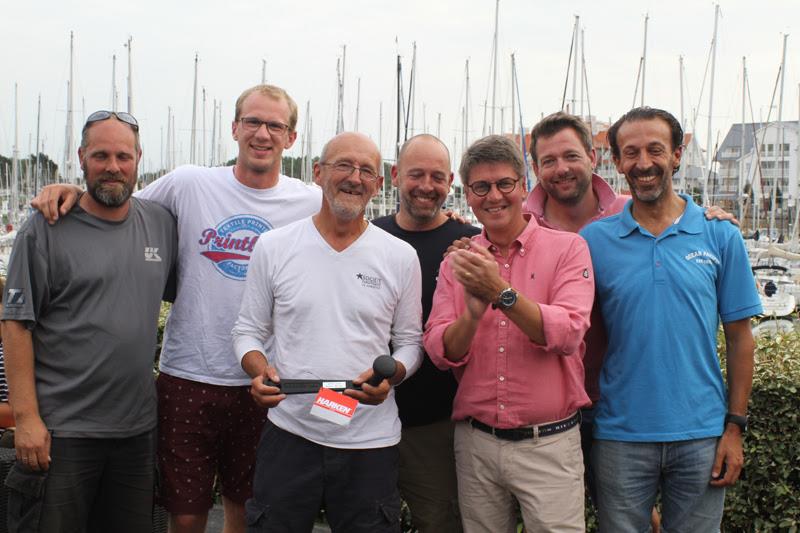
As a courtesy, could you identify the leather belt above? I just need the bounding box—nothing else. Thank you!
[469,411,581,441]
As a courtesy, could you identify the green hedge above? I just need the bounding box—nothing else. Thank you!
[583,329,800,533]
[720,331,800,531]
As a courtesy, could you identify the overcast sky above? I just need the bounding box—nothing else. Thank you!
[1,0,799,176]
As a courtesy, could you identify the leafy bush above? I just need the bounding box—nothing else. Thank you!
[720,331,800,531]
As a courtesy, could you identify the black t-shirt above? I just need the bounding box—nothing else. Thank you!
[372,215,481,427]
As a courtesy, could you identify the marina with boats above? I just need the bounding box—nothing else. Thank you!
[2,2,800,335]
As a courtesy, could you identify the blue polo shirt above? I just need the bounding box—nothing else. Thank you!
[580,195,761,442]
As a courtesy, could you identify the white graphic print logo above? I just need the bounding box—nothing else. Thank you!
[144,247,162,262]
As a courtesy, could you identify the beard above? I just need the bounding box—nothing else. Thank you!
[626,165,669,204]
[324,181,368,221]
[542,171,592,206]
[87,173,134,207]
[399,189,444,223]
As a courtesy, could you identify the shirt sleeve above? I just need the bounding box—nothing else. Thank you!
[2,219,49,326]
[134,168,181,215]
[423,256,470,370]
[537,234,595,355]
[390,251,424,380]
[231,237,275,363]
[717,226,762,323]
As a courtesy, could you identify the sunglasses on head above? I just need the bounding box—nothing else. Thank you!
[84,110,139,131]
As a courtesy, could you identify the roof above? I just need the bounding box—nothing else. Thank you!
[715,121,800,162]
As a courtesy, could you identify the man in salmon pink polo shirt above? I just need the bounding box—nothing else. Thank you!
[423,134,594,533]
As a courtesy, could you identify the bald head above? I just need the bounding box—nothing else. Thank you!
[397,134,451,170]
[315,132,384,223]
[391,134,454,230]
[320,132,382,170]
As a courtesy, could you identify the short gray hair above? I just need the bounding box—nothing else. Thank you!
[459,135,525,186]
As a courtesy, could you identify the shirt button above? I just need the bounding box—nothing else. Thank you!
[500,320,507,327]
[656,261,662,267]
[499,376,505,381]
[499,346,505,353]
[504,263,510,269]
[520,249,526,256]
[499,404,505,410]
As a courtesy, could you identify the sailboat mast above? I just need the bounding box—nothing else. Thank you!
[571,16,578,113]
[409,43,417,134]
[511,54,516,136]
[776,34,788,235]
[491,0,499,133]
[395,54,401,160]
[35,94,41,191]
[210,99,217,167]
[11,83,19,226]
[336,46,346,135]
[125,36,133,114]
[580,28,585,118]
[641,14,648,106]
[465,59,470,151]
[65,31,75,183]
[111,54,118,112]
[740,57,747,224]
[703,4,719,206]
[190,53,198,165]
[261,59,266,84]
[202,87,207,166]
[355,78,361,131]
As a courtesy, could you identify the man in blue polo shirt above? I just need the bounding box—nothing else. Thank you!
[580,107,761,532]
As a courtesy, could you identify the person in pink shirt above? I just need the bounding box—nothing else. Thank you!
[424,134,594,532]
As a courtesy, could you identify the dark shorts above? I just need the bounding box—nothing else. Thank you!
[246,419,401,533]
[6,431,155,533]
[155,372,268,514]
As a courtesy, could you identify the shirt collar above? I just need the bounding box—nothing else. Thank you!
[475,214,539,253]
[618,193,704,237]
[526,173,619,226]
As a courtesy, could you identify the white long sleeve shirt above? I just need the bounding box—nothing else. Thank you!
[232,217,423,448]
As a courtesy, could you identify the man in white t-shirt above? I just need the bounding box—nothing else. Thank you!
[31,85,321,533]
[232,132,423,532]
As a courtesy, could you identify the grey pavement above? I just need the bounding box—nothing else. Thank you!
[205,504,331,532]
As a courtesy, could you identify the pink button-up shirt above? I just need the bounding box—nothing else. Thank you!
[524,174,629,404]
[424,215,594,428]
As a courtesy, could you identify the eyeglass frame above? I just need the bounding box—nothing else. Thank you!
[466,176,523,197]
[238,117,292,135]
[84,110,139,131]
[319,162,381,182]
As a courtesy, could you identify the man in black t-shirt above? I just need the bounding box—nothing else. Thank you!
[373,134,479,533]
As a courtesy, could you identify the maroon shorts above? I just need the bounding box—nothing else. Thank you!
[155,372,268,514]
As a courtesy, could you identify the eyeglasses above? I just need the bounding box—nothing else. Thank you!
[467,177,522,197]
[320,162,380,182]
[85,110,139,131]
[239,117,291,135]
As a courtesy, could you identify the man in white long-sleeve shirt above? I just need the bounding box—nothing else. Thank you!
[232,131,423,533]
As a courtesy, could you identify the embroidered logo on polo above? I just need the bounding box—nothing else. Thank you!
[356,273,382,289]
[684,250,720,266]
[198,215,272,280]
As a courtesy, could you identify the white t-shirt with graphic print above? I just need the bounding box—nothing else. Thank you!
[136,165,322,385]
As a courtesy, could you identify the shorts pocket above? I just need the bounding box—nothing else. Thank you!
[5,463,48,533]
[244,498,271,531]
[377,493,401,529]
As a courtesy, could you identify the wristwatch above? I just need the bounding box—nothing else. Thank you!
[725,413,748,434]
[492,287,518,310]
